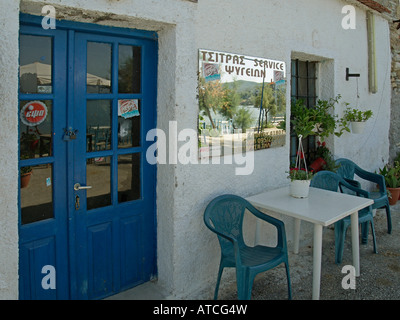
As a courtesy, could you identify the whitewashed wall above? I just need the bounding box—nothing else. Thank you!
[0,0,20,300]
[0,0,390,299]
[188,0,391,298]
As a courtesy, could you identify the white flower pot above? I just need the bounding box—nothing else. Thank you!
[290,180,311,198]
[350,121,366,134]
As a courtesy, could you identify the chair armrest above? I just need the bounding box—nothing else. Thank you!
[344,178,361,188]
[245,201,287,250]
[354,167,386,194]
[203,220,243,265]
[339,178,370,199]
[203,217,236,244]
[339,178,361,194]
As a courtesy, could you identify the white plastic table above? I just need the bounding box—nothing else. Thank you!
[246,186,373,300]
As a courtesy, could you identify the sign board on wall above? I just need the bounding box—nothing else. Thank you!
[198,49,287,158]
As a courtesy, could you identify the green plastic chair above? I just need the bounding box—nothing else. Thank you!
[311,171,377,264]
[336,158,392,235]
[203,194,292,300]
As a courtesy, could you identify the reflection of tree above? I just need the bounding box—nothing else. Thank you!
[233,107,254,132]
[118,46,141,93]
[254,84,286,128]
[220,81,240,120]
[198,77,224,128]
[198,77,240,128]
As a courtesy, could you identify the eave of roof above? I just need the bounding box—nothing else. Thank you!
[355,0,391,14]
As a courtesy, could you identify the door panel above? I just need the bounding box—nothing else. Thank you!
[87,222,113,298]
[19,18,157,300]
[73,32,157,299]
[19,237,56,300]
[18,25,69,300]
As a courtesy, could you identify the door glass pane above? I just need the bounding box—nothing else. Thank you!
[19,100,52,160]
[87,156,111,210]
[118,99,141,148]
[21,164,53,224]
[19,35,53,94]
[87,100,112,152]
[87,42,112,93]
[118,45,141,93]
[118,153,141,203]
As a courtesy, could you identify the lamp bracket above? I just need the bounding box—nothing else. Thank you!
[345,67,360,81]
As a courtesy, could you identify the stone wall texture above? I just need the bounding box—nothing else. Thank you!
[374,0,400,161]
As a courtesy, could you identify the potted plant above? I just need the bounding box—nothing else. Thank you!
[342,105,373,134]
[20,165,33,188]
[309,141,340,173]
[288,167,314,198]
[20,130,40,159]
[290,99,317,140]
[288,135,314,198]
[291,95,349,141]
[378,162,400,205]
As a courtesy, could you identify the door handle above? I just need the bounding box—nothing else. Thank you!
[74,183,92,191]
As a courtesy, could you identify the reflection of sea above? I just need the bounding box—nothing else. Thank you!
[202,105,283,129]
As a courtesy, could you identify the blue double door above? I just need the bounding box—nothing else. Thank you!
[18,18,157,299]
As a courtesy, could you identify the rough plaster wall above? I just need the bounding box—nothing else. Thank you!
[333,7,391,173]
[1,0,391,299]
[16,0,198,299]
[185,0,391,298]
[390,91,400,160]
[154,25,177,295]
[388,2,400,162]
[0,0,20,299]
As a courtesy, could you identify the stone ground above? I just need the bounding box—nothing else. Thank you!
[109,202,400,301]
[217,202,400,300]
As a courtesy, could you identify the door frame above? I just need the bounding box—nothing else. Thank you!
[19,13,158,299]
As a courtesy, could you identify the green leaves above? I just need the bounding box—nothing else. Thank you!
[290,95,342,141]
[379,162,400,188]
[343,105,373,122]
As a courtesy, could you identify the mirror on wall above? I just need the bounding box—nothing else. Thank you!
[198,49,287,158]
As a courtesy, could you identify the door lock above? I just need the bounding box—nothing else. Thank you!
[74,183,92,191]
[75,195,80,210]
[63,128,78,141]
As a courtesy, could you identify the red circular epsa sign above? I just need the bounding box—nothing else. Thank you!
[20,101,48,126]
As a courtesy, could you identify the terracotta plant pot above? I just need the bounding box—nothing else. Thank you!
[21,172,32,188]
[387,187,400,205]
[309,157,327,173]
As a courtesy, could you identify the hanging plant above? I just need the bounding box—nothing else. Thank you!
[342,105,373,134]
[288,135,314,198]
[291,95,348,141]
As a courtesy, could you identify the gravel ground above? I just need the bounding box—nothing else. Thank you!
[218,202,400,300]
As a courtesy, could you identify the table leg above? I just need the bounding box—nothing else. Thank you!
[312,224,323,300]
[293,218,301,254]
[350,211,360,277]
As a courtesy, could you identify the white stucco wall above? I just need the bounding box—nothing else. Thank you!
[0,0,20,300]
[184,0,391,298]
[0,0,391,299]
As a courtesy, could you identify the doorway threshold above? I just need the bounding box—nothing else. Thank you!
[105,281,168,300]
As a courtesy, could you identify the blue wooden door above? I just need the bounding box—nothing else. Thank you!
[18,24,70,300]
[18,16,157,300]
[72,31,157,300]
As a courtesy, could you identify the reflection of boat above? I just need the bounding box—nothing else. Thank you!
[20,62,111,86]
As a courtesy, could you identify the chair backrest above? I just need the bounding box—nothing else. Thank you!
[204,194,248,253]
[336,158,356,180]
[310,171,341,192]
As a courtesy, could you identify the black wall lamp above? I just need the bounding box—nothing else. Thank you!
[393,19,400,30]
[345,68,360,81]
